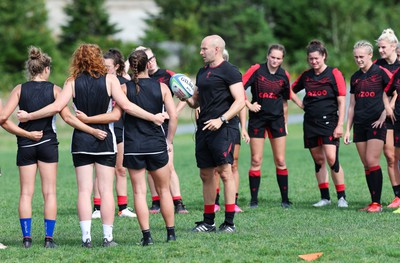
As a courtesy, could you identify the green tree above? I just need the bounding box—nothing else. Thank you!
[58,0,121,54]
[0,0,61,91]
[142,0,275,73]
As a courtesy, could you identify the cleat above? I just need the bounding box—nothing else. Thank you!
[218,222,236,233]
[337,197,348,208]
[22,237,32,249]
[149,204,160,214]
[393,207,400,214]
[234,204,243,213]
[138,237,154,246]
[249,201,258,209]
[175,202,189,214]
[81,238,92,248]
[281,200,292,209]
[103,238,118,247]
[44,237,57,248]
[118,207,137,218]
[214,204,220,212]
[358,203,372,212]
[167,234,176,242]
[387,197,400,208]
[367,202,382,213]
[191,221,216,233]
[92,209,101,219]
[313,199,331,207]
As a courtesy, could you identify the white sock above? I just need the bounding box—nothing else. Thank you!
[103,224,113,241]
[80,220,91,242]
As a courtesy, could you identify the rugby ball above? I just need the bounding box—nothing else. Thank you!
[169,73,195,99]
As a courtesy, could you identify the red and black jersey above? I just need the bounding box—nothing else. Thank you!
[351,64,391,124]
[150,68,176,96]
[292,66,346,121]
[385,67,400,119]
[374,58,400,74]
[196,61,243,129]
[243,63,290,120]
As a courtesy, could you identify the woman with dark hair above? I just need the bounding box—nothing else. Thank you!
[16,44,165,248]
[0,46,104,248]
[124,49,177,245]
[291,40,348,208]
[243,44,291,209]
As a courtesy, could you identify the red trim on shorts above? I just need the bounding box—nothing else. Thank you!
[225,204,235,212]
[266,127,272,139]
[249,170,261,177]
[365,169,370,175]
[172,196,182,201]
[117,196,127,205]
[152,196,160,201]
[94,198,101,205]
[369,165,381,172]
[335,184,345,192]
[276,168,288,176]
[318,183,329,189]
[204,204,215,214]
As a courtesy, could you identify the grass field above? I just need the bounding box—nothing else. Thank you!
[1,121,400,262]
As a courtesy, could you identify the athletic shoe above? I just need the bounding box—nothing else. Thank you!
[249,201,258,209]
[218,222,236,233]
[138,237,154,246]
[22,237,32,248]
[337,197,348,208]
[81,238,92,248]
[387,197,400,208]
[214,204,220,212]
[313,199,331,207]
[167,234,176,242]
[281,200,292,209]
[103,238,118,247]
[367,202,382,213]
[175,202,189,214]
[393,207,400,214]
[92,209,101,219]
[149,204,160,214]
[0,243,7,249]
[191,221,216,233]
[235,204,243,213]
[358,203,372,212]
[118,207,137,218]
[44,237,57,248]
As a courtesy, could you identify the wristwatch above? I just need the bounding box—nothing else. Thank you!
[220,115,229,124]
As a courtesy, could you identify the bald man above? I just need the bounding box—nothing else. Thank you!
[185,35,245,233]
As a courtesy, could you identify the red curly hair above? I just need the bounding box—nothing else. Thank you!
[69,44,107,78]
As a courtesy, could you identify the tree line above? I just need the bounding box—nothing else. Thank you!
[1,0,400,92]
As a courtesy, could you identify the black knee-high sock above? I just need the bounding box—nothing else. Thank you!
[364,169,373,199]
[249,170,261,202]
[392,185,400,198]
[319,183,330,200]
[370,166,383,204]
[276,168,289,202]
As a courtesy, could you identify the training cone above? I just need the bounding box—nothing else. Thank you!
[298,252,323,261]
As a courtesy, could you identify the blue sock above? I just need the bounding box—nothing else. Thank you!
[20,218,32,237]
[44,219,56,238]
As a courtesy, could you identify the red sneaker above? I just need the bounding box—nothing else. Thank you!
[358,203,372,212]
[367,202,382,213]
[387,197,400,208]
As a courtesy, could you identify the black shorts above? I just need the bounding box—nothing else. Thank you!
[195,126,235,168]
[115,127,123,144]
[304,136,340,149]
[72,153,116,168]
[248,116,286,139]
[233,127,241,145]
[385,117,394,130]
[123,151,168,171]
[353,123,386,143]
[303,116,338,139]
[17,140,59,166]
[392,122,400,147]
